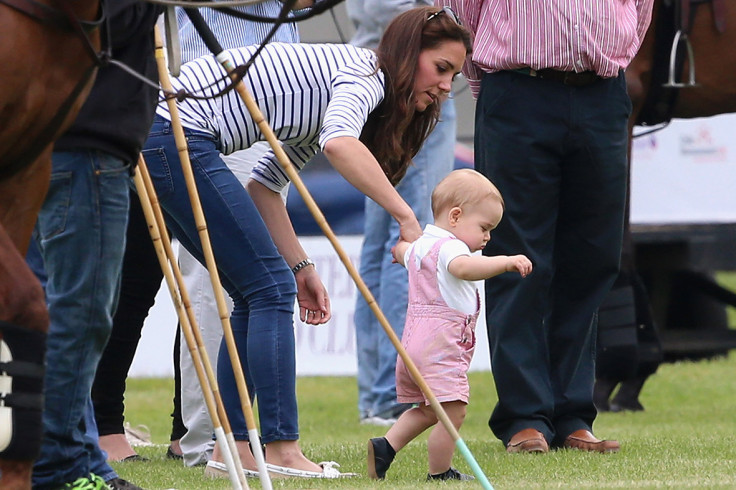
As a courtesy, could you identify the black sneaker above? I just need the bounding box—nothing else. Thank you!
[166,445,183,460]
[105,478,145,490]
[427,467,475,481]
[367,437,396,479]
[118,454,149,462]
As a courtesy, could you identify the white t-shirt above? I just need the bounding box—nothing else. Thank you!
[403,224,480,315]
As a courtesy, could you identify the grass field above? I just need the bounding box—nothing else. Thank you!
[116,349,736,490]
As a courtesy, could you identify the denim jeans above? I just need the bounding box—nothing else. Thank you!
[92,191,164,437]
[177,143,284,466]
[355,99,456,419]
[31,150,129,488]
[141,115,299,443]
[85,397,117,483]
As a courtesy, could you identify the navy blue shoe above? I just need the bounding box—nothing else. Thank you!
[367,437,396,479]
[427,467,475,481]
[166,445,183,460]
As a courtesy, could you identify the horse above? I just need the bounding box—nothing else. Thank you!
[627,0,736,123]
[0,1,102,487]
[595,0,736,412]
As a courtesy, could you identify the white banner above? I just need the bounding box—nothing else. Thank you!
[130,235,491,377]
[631,113,736,225]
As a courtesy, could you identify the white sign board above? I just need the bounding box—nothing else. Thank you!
[130,236,490,377]
[631,113,736,225]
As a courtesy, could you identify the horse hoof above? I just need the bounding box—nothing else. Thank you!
[609,400,645,412]
[593,378,618,412]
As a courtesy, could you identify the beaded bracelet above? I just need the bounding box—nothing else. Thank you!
[291,258,315,274]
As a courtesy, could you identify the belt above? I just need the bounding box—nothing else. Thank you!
[514,67,602,87]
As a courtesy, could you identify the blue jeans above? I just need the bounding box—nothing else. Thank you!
[141,115,299,443]
[355,99,456,418]
[31,151,129,488]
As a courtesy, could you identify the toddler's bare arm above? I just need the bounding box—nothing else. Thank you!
[448,254,532,281]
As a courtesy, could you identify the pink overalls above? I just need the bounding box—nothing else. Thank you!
[396,237,480,405]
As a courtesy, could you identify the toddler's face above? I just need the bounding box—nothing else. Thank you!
[452,198,504,252]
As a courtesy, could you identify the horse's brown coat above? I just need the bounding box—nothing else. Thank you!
[0,1,100,487]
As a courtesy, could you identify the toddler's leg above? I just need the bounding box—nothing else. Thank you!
[368,405,436,479]
[427,401,466,475]
[385,404,436,452]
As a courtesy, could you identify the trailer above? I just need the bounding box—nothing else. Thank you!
[629,114,736,358]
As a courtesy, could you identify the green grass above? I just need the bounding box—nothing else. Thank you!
[118,352,736,489]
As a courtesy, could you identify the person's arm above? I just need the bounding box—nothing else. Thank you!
[635,0,656,42]
[448,254,533,281]
[366,0,418,30]
[320,58,421,241]
[246,178,331,325]
[323,136,422,242]
[391,239,412,267]
[290,0,316,9]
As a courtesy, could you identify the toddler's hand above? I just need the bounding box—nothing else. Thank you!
[391,239,411,265]
[508,255,533,278]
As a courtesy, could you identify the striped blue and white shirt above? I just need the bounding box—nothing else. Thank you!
[157,42,384,192]
[175,3,299,63]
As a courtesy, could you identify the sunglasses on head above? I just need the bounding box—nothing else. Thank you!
[426,6,461,25]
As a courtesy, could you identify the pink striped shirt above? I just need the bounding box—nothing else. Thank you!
[437,0,654,98]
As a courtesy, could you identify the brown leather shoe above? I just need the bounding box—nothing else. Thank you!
[506,428,549,453]
[563,430,620,453]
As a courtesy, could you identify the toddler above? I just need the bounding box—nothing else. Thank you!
[367,168,532,480]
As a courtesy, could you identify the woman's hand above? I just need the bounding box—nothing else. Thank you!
[398,215,422,243]
[295,267,332,325]
[247,179,331,324]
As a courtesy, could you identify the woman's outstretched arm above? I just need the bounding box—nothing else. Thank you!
[323,136,422,242]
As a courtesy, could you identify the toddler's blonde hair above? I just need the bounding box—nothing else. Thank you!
[431,168,504,219]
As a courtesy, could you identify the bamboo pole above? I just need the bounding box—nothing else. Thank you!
[153,26,272,489]
[133,162,247,490]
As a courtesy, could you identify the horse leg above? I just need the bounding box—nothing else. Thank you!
[609,376,647,412]
[0,153,52,490]
[594,56,660,412]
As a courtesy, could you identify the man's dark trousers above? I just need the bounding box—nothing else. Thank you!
[475,69,630,447]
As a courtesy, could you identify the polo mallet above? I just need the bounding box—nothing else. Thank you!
[183,9,494,489]
[133,160,248,490]
[153,27,272,490]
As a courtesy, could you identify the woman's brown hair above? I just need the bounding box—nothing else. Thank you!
[360,6,472,185]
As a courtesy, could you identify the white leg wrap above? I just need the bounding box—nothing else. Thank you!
[0,321,46,460]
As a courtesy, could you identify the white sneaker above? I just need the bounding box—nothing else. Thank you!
[359,416,397,427]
